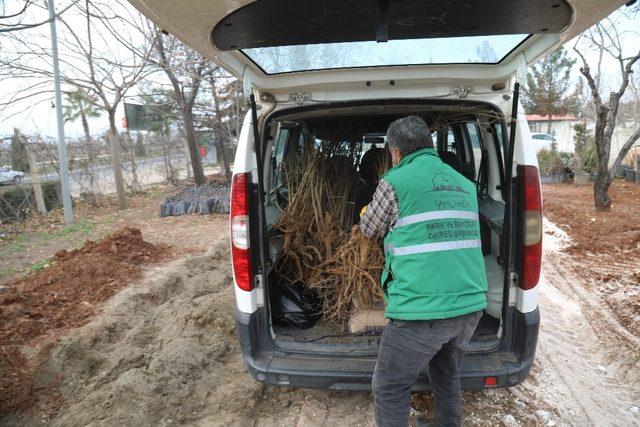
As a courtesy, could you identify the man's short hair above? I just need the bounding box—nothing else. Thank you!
[386,115,434,155]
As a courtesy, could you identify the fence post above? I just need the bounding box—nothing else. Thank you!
[24,142,47,215]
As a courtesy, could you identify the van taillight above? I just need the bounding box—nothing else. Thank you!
[520,165,542,290]
[231,172,253,291]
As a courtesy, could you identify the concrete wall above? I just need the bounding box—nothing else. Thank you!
[608,123,639,168]
[528,119,577,153]
[529,119,639,167]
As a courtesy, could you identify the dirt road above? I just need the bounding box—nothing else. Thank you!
[529,221,640,425]
[3,217,630,426]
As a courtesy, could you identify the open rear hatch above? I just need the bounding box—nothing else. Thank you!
[128,0,626,98]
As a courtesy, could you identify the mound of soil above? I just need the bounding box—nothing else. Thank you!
[0,228,170,416]
[0,227,170,346]
[42,244,265,426]
[38,244,559,426]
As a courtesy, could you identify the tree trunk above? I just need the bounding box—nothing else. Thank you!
[125,132,141,193]
[592,106,612,211]
[547,114,553,135]
[181,137,192,180]
[593,173,612,211]
[81,113,96,163]
[210,79,232,182]
[160,131,175,184]
[108,110,128,209]
[183,109,205,185]
[215,138,231,181]
[81,113,91,142]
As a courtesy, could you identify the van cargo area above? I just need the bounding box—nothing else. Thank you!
[259,100,509,355]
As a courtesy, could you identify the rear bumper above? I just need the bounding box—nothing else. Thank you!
[236,307,539,391]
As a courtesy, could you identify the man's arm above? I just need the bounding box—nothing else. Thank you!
[359,179,398,238]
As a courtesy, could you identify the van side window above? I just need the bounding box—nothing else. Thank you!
[274,128,290,165]
[466,123,483,182]
[444,127,457,154]
[494,123,505,155]
[271,127,291,192]
[439,125,474,181]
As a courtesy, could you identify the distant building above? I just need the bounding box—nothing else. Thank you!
[526,114,639,168]
[608,122,639,168]
[525,114,578,153]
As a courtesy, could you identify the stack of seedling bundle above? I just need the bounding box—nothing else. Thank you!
[308,226,386,322]
[273,138,387,323]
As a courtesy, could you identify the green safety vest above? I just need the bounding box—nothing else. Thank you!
[381,147,488,320]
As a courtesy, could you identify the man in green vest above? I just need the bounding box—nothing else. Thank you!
[359,115,488,427]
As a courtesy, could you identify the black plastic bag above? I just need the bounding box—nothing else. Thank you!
[271,280,321,329]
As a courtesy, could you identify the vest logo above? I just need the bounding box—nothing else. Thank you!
[431,172,469,194]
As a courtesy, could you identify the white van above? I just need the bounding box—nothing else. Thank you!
[129,0,626,390]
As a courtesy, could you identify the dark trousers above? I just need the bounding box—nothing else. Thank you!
[372,310,483,427]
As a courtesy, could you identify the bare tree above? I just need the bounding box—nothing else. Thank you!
[0,0,78,33]
[0,0,155,209]
[573,15,640,211]
[152,32,213,185]
[208,75,232,181]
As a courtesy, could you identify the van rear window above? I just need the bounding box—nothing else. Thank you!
[242,34,529,74]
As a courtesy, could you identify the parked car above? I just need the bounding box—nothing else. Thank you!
[0,167,25,185]
[128,0,627,391]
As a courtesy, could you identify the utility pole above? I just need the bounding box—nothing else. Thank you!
[47,0,73,224]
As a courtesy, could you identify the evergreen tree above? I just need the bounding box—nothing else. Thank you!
[572,122,597,174]
[138,88,181,136]
[476,41,498,62]
[63,89,102,143]
[10,128,29,172]
[522,48,578,134]
[134,133,147,158]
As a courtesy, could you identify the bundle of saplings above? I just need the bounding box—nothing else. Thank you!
[273,134,388,324]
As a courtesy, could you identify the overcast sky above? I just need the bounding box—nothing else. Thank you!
[0,1,638,140]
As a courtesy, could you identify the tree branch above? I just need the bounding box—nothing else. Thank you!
[573,45,605,109]
[0,0,80,33]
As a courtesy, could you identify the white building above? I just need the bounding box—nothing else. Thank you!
[526,114,578,153]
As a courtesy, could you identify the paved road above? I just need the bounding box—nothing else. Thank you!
[21,155,195,196]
